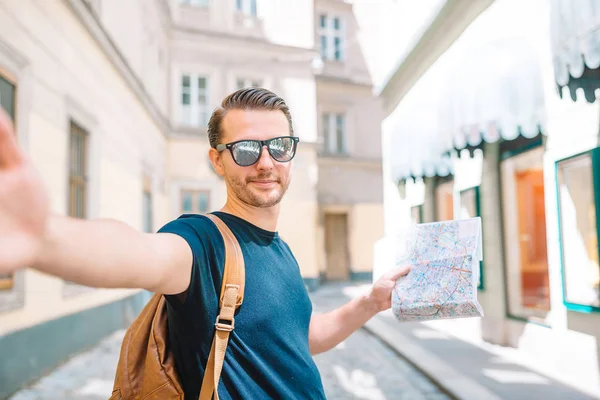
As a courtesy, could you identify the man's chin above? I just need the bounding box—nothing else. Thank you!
[247,190,284,208]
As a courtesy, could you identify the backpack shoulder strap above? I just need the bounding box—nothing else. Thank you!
[199,213,245,400]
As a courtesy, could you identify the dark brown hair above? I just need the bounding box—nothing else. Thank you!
[207,87,294,148]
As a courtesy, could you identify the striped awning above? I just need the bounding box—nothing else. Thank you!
[438,36,547,153]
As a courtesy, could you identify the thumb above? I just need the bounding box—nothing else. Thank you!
[387,264,411,281]
[0,106,23,169]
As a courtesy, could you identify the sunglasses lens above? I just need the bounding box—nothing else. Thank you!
[269,137,296,162]
[232,141,261,166]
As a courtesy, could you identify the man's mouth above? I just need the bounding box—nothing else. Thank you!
[248,178,279,188]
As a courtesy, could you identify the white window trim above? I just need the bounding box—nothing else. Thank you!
[180,74,209,128]
[318,14,345,61]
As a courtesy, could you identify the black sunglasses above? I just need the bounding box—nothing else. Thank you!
[216,136,299,167]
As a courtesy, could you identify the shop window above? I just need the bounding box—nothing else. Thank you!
[501,145,549,322]
[460,186,484,290]
[557,149,600,311]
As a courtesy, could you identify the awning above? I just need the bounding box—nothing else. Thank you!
[438,36,548,153]
[386,63,453,182]
[385,0,551,181]
[550,0,600,102]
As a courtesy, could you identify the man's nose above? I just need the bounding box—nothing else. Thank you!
[256,145,274,170]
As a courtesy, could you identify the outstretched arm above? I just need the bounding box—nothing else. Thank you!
[308,265,410,355]
[0,107,193,295]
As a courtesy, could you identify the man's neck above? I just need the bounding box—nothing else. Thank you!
[220,200,279,233]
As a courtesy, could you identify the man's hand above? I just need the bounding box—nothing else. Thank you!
[0,107,49,274]
[366,265,411,313]
[309,264,411,355]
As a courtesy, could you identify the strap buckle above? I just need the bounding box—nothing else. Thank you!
[215,316,235,332]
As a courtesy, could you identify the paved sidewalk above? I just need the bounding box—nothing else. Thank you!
[9,287,450,400]
[312,283,600,400]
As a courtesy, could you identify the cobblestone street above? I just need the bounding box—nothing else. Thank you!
[9,285,449,400]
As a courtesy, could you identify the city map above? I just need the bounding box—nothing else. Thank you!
[391,218,484,322]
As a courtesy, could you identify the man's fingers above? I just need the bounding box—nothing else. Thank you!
[389,265,411,281]
[0,106,23,169]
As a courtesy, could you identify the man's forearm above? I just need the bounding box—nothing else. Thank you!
[33,214,168,290]
[309,294,379,355]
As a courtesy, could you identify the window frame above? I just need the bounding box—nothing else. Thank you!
[322,112,346,155]
[68,120,89,219]
[236,77,262,90]
[181,189,211,215]
[555,147,600,313]
[317,13,344,62]
[180,74,209,128]
[236,0,257,17]
[143,174,153,233]
[460,186,484,290]
[0,67,18,291]
[499,142,550,325]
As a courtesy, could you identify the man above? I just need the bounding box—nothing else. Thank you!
[0,88,409,399]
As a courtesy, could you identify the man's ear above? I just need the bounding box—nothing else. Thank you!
[208,147,225,177]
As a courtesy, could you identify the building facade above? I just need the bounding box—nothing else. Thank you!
[0,0,384,396]
[313,0,384,286]
[379,0,600,395]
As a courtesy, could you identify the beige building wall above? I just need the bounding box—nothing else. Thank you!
[92,0,170,116]
[0,0,168,334]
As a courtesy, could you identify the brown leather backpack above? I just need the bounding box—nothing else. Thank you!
[109,214,245,400]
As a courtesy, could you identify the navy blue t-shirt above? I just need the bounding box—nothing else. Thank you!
[157,212,326,399]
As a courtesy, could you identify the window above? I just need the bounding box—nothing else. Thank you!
[0,69,16,290]
[318,14,344,61]
[557,149,600,311]
[180,74,209,128]
[435,179,454,221]
[181,0,209,6]
[236,0,257,17]
[143,175,153,233]
[460,186,484,289]
[69,121,88,219]
[236,78,262,90]
[181,190,210,214]
[322,113,346,154]
[501,146,549,322]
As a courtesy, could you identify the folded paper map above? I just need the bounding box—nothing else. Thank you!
[391,217,484,322]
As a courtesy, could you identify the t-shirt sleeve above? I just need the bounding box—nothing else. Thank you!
[157,216,215,310]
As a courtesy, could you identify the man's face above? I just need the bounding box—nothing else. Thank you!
[211,109,294,208]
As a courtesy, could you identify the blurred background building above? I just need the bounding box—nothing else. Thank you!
[379,0,600,394]
[0,0,388,395]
